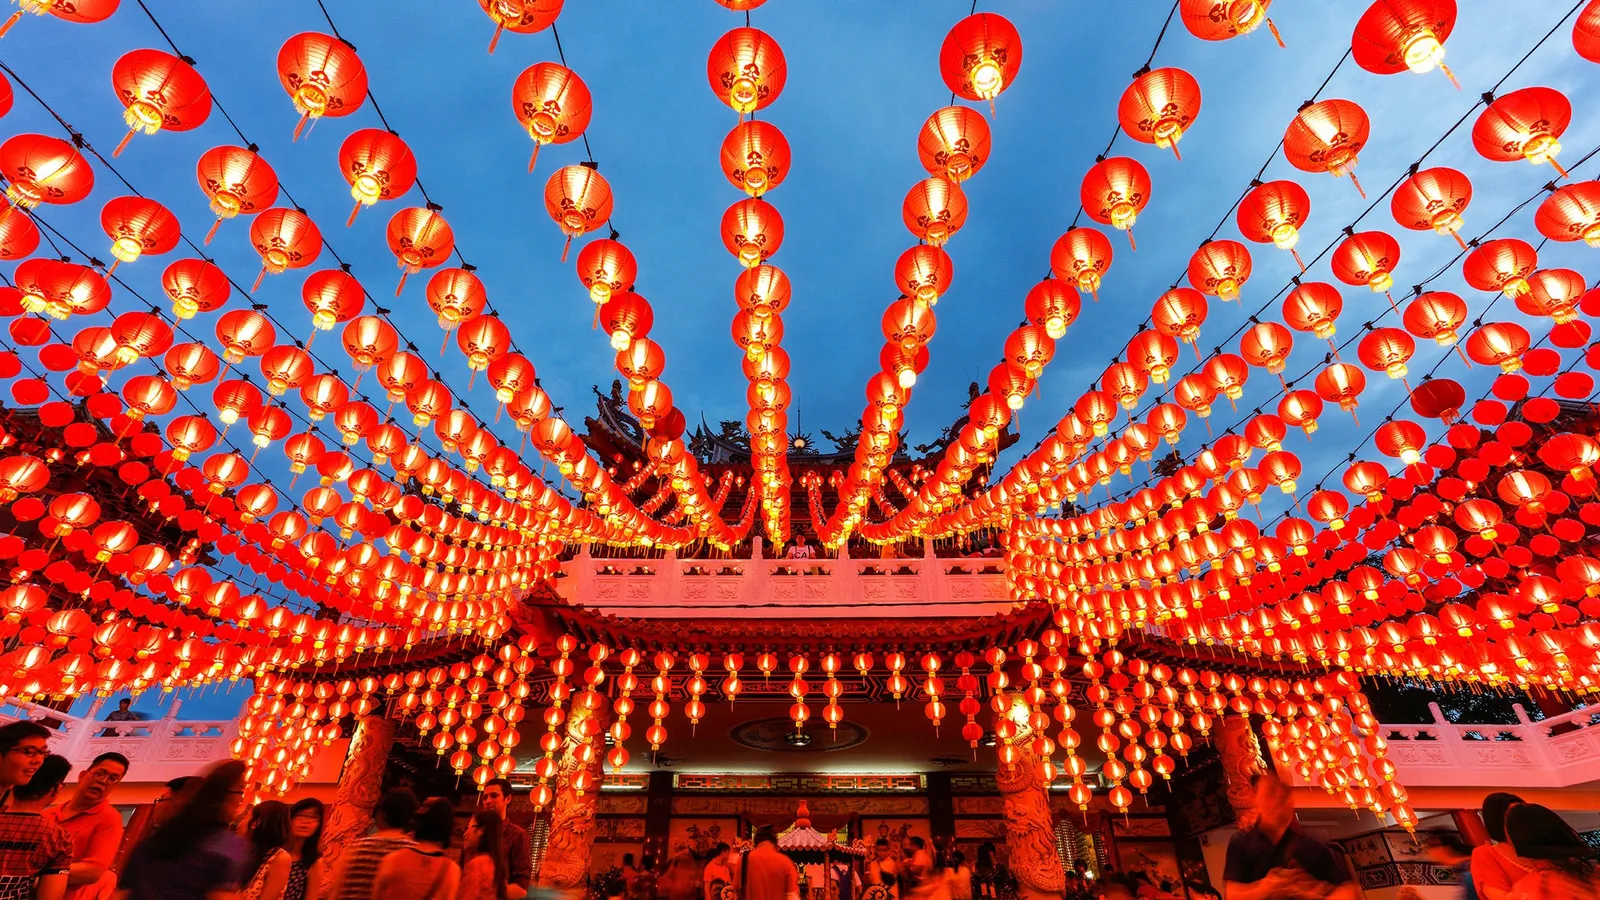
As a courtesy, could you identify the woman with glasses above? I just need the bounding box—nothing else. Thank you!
[284,799,325,900]
[116,759,251,900]
[240,801,292,900]
[0,721,52,811]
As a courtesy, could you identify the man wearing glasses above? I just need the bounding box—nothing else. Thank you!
[0,721,52,811]
[45,752,127,900]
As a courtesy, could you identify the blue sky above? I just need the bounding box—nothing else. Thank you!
[3,0,1598,717]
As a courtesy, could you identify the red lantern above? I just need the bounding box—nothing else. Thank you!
[576,239,637,306]
[386,207,455,295]
[1179,0,1282,45]
[1519,268,1585,324]
[1080,157,1151,247]
[1025,280,1082,340]
[1152,287,1206,355]
[477,0,561,54]
[1051,228,1114,301]
[426,268,488,330]
[1127,330,1179,384]
[277,33,367,138]
[15,259,109,319]
[1117,67,1201,159]
[902,177,967,247]
[1473,87,1571,177]
[940,13,1023,106]
[1186,240,1252,302]
[301,270,365,332]
[195,146,278,244]
[249,208,322,292]
[895,246,953,307]
[1403,291,1468,351]
[707,27,786,115]
[544,165,612,261]
[0,197,39,259]
[100,196,180,272]
[1282,282,1343,348]
[0,134,93,208]
[0,0,117,39]
[1533,182,1600,248]
[110,49,211,156]
[511,62,591,172]
[338,129,418,225]
[1375,420,1427,466]
[215,309,276,364]
[1577,0,1600,63]
[1284,99,1370,197]
[1315,363,1367,420]
[1240,322,1294,379]
[1331,230,1401,311]
[720,120,790,197]
[918,106,991,183]
[458,315,511,377]
[1391,166,1472,248]
[1357,328,1416,382]
[1462,238,1536,299]
[723,197,785,267]
[1464,322,1529,373]
[1351,0,1458,87]
[1237,179,1311,270]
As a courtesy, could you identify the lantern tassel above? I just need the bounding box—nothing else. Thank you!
[1327,339,1341,361]
[1202,417,1212,437]
[1290,248,1306,272]
[347,202,363,228]
[0,11,20,37]
[395,269,411,297]
[113,129,135,158]
[1454,343,1471,367]
[561,235,573,263]
[105,258,120,276]
[1549,157,1569,180]
[1349,172,1367,199]
[1383,291,1399,314]
[488,22,505,54]
[252,268,267,293]
[205,217,223,246]
[528,142,541,174]
[1451,231,1467,251]
[1267,18,1284,48]
[293,111,312,141]
[1191,340,1202,362]
[1440,63,1460,91]
[1170,142,1182,162]
[1349,409,1360,426]
[1126,228,1137,251]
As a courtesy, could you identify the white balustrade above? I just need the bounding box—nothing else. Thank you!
[0,696,243,785]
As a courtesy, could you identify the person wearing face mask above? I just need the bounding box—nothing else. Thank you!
[44,752,127,900]
[1222,771,1356,900]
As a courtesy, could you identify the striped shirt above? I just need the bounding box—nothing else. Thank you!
[333,834,415,900]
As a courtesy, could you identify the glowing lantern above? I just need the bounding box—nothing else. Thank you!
[99,196,180,272]
[339,129,418,225]
[721,120,790,197]
[1081,157,1151,247]
[164,342,220,390]
[1127,330,1180,384]
[723,197,784,266]
[1577,0,1600,62]
[277,33,367,138]
[1284,99,1370,197]
[15,259,110,319]
[894,246,953,307]
[1402,291,1467,353]
[1391,166,1472,248]
[1375,420,1427,466]
[215,309,276,364]
[0,134,93,208]
[301,269,365,332]
[707,27,786,115]
[1179,0,1281,45]
[1351,0,1458,87]
[249,208,322,292]
[477,0,561,54]
[1204,353,1250,407]
[386,207,455,295]
[1151,287,1206,356]
[1118,67,1201,159]
[426,268,487,332]
[458,315,511,377]
[1473,87,1570,177]
[110,310,173,363]
[1282,282,1343,349]
[576,239,637,305]
[1186,240,1252,302]
[0,196,39,259]
[1357,328,1415,382]
[1533,182,1600,248]
[110,49,211,156]
[543,164,612,261]
[1461,239,1536,299]
[1025,280,1081,340]
[342,316,398,375]
[1331,230,1401,311]
[1464,322,1529,373]
[1005,326,1055,378]
[918,106,991,182]
[1051,228,1113,301]
[1239,322,1293,380]
[1237,179,1310,270]
[1315,363,1367,420]
[0,0,117,39]
[600,292,653,351]
[259,345,314,396]
[940,13,1022,106]
[902,177,967,247]
[1519,268,1585,324]
[511,62,591,171]
[195,146,278,244]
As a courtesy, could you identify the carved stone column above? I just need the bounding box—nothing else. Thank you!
[994,730,1064,900]
[1214,715,1265,828]
[313,715,396,898]
[535,703,614,889]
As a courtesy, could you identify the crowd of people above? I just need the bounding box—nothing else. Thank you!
[0,721,536,900]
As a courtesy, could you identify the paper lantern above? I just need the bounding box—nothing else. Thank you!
[1315,362,1367,418]
[1282,282,1343,345]
[1473,87,1571,177]
[195,146,279,244]
[720,120,789,197]
[1127,330,1180,384]
[939,13,1023,105]
[895,246,953,307]
[15,259,110,319]
[902,177,967,247]
[1357,327,1416,381]
[543,164,613,261]
[576,239,637,306]
[707,27,786,115]
[1464,322,1529,373]
[0,197,39,259]
[1533,182,1600,248]
[0,0,118,40]
[277,33,367,138]
[110,49,211,156]
[1461,238,1536,298]
[1391,166,1472,248]
[249,209,321,291]
[1179,0,1281,45]
[1187,240,1252,301]
[338,129,418,225]
[1402,291,1468,349]
[1151,287,1206,354]
[0,134,93,208]
[386,207,455,296]
[1519,268,1585,324]
[1117,67,1201,159]
[1284,99,1370,197]
[1331,230,1401,310]
[100,196,180,272]
[301,269,365,331]
[511,62,591,172]
[1051,228,1113,301]
[1080,157,1151,247]
[1025,280,1082,340]
[1236,179,1310,270]
[1577,0,1600,63]
[426,268,488,330]
[917,106,991,183]
[477,0,562,54]
[1351,0,1458,86]
[723,197,784,267]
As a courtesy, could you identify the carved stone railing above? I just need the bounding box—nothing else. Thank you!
[557,540,1014,618]
[0,697,242,784]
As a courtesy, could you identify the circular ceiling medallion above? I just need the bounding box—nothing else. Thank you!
[730,716,868,752]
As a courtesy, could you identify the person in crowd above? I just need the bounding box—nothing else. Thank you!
[372,797,459,900]
[742,826,799,900]
[477,779,530,898]
[622,854,640,888]
[0,722,51,811]
[240,800,292,900]
[458,810,507,900]
[147,775,198,831]
[828,849,861,900]
[101,701,137,723]
[659,847,699,900]
[283,799,324,900]
[947,852,971,900]
[1222,770,1356,900]
[117,759,249,900]
[44,751,126,900]
[325,787,417,900]
[1473,793,1533,900]
[972,844,996,900]
[867,839,900,900]
[784,533,816,560]
[1421,833,1476,900]
[703,845,733,900]
[632,853,659,900]
[0,754,73,900]
[1503,803,1600,897]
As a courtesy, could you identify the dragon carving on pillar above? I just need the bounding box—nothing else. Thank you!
[535,705,614,888]
[994,732,1065,900]
[313,716,397,896]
